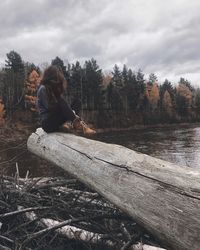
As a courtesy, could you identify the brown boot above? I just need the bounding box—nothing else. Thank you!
[61,122,73,132]
[73,117,96,135]
[73,117,82,132]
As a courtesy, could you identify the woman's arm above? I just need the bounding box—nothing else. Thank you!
[37,85,48,114]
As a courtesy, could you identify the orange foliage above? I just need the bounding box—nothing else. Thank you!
[146,83,160,109]
[163,90,173,115]
[25,70,41,112]
[0,98,5,126]
[102,73,112,86]
[176,83,193,105]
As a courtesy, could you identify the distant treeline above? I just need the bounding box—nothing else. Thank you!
[1,50,200,128]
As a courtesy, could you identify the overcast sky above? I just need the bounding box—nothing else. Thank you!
[0,0,200,85]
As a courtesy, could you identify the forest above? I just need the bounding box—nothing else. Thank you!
[1,50,200,129]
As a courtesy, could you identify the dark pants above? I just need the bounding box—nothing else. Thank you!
[42,98,76,133]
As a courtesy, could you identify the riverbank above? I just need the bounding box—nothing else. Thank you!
[95,121,200,134]
[1,120,200,142]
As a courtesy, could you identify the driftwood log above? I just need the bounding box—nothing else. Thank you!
[27,128,200,250]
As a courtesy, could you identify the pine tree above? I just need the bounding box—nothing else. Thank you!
[194,88,200,113]
[51,56,67,78]
[69,61,83,109]
[4,51,25,115]
[112,64,123,88]
[148,73,158,85]
[5,50,24,73]
[83,58,102,110]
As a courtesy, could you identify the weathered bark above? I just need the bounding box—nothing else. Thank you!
[27,128,200,250]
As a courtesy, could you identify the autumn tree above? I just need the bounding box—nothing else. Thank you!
[176,83,193,105]
[25,70,41,112]
[162,90,173,116]
[179,77,193,91]
[147,83,160,111]
[25,62,40,76]
[175,82,193,116]
[102,73,112,86]
[0,98,5,126]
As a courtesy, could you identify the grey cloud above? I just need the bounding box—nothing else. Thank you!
[69,39,101,58]
[0,0,200,85]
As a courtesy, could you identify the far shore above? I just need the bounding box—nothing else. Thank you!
[1,121,200,143]
[95,121,200,134]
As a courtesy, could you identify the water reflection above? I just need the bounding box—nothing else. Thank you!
[94,125,200,169]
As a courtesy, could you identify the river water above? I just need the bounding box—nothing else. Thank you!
[93,124,200,169]
[1,124,200,177]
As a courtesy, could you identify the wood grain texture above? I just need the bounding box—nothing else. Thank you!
[27,128,200,250]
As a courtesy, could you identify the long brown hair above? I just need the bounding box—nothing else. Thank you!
[40,65,67,104]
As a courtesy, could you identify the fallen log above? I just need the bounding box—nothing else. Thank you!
[27,128,200,250]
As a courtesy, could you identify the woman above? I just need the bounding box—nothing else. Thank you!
[37,65,95,135]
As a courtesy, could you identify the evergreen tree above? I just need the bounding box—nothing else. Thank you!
[148,73,157,85]
[194,88,200,113]
[51,56,67,78]
[176,93,188,116]
[106,82,113,109]
[110,65,124,111]
[160,79,175,111]
[69,61,83,108]
[112,65,123,88]
[135,69,145,110]
[124,68,137,111]
[83,58,102,110]
[136,69,145,89]
[4,51,25,115]
[122,65,128,86]
[5,50,24,73]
